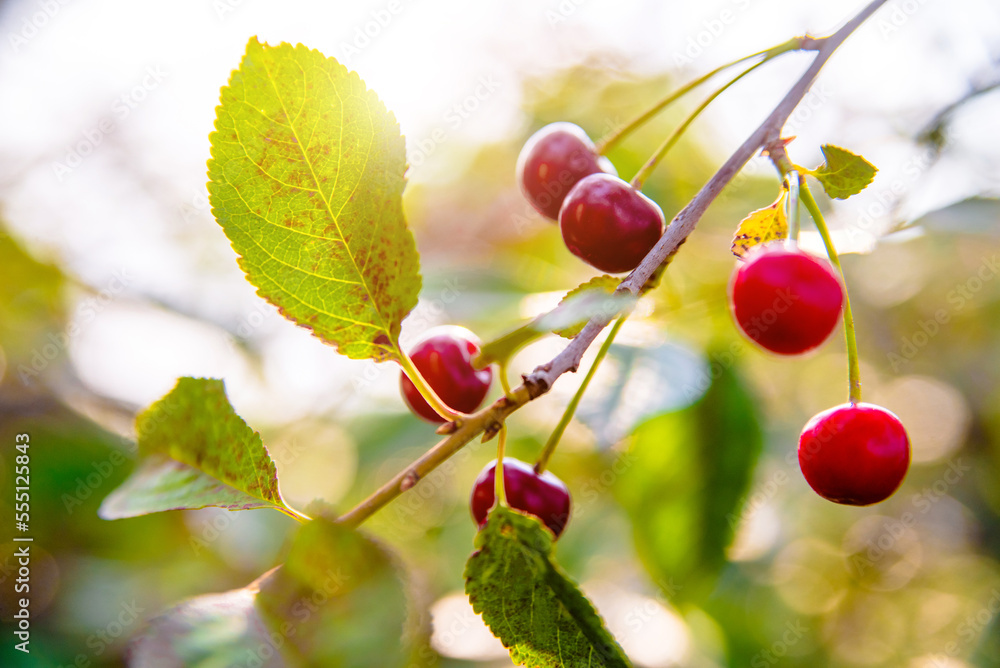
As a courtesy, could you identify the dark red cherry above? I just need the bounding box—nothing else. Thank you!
[517,122,614,220]
[399,326,493,423]
[470,458,572,538]
[798,403,910,506]
[729,243,844,355]
[558,173,664,273]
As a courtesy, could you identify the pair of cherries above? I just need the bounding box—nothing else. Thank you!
[730,238,910,506]
[517,122,664,274]
[399,327,571,537]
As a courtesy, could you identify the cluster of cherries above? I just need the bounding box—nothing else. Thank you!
[397,121,911,542]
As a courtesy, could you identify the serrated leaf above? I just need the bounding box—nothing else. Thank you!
[731,190,788,259]
[810,144,877,200]
[475,278,633,368]
[614,363,762,603]
[465,506,632,668]
[208,37,420,361]
[553,275,621,338]
[99,377,298,519]
[130,512,424,667]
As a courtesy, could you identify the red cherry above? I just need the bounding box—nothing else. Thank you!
[798,403,910,506]
[517,122,614,220]
[729,243,844,355]
[399,326,493,423]
[558,173,665,274]
[470,458,572,538]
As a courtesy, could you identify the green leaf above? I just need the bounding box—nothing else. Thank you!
[99,377,299,519]
[128,572,287,668]
[208,37,421,361]
[731,190,788,259]
[613,362,762,603]
[257,510,425,666]
[465,506,632,668]
[475,277,632,368]
[578,341,709,446]
[130,512,424,667]
[809,144,877,200]
[553,275,621,339]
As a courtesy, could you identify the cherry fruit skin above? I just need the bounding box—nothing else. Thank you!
[517,122,614,220]
[399,326,493,423]
[730,244,844,355]
[798,403,910,506]
[559,173,665,274]
[470,458,572,538]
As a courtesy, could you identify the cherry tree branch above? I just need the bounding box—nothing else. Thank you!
[337,0,889,528]
[527,0,888,392]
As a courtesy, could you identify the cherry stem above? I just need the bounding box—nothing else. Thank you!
[798,178,863,404]
[631,57,771,191]
[594,37,802,156]
[278,506,312,523]
[394,341,466,423]
[535,315,626,474]
[498,362,514,398]
[495,423,508,507]
[785,170,801,244]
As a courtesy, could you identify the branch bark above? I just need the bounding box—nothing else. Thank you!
[337,0,890,528]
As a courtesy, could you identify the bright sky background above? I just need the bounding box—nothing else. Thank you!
[0,0,998,422]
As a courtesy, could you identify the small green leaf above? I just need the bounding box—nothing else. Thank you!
[731,190,788,259]
[208,37,421,361]
[553,275,622,338]
[475,277,632,368]
[465,506,632,668]
[809,144,877,200]
[99,377,299,519]
[614,363,762,602]
[130,512,424,667]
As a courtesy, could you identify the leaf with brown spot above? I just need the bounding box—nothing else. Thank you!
[731,189,789,259]
[208,38,421,361]
[99,377,301,520]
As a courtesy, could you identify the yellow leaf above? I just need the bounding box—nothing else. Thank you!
[731,190,788,259]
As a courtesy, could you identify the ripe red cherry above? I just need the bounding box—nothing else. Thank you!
[798,403,910,506]
[470,458,572,538]
[729,243,844,355]
[558,173,665,274]
[517,122,614,220]
[399,326,493,423]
